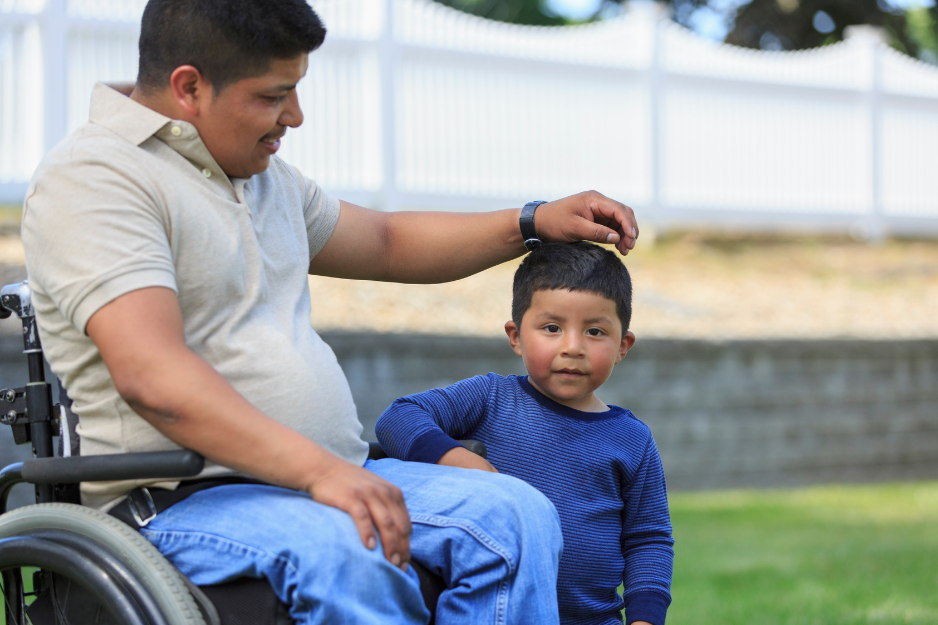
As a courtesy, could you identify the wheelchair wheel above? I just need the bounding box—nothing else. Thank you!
[0,503,206,625]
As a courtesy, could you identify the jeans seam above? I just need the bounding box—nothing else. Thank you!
[410,513,513,625]
[141,528,300,578]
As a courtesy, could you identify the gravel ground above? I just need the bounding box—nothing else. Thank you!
[2,231,936,339]
[308,232,938,339]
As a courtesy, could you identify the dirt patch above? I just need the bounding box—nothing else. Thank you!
[3,232,936,339]
[309,233,938,339]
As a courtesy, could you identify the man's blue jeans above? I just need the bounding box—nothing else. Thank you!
[140,458,563,624]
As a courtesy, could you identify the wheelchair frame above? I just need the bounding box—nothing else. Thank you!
[0,279,486,625]
[0,280,210,624]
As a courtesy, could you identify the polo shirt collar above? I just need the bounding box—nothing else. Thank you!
[89,82,238,197]
[89,82,171,147]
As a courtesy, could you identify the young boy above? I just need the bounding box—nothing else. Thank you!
[376,242,674,625]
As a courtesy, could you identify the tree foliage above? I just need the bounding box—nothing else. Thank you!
[431,0,567,25]
[432,0,938,63]
[706,0,937,62]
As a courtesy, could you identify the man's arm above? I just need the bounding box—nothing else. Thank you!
[86,286,413,571]
[309,191,637,281]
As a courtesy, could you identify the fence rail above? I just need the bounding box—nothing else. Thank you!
[2,0,938,238]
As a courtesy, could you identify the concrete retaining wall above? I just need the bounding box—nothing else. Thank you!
[1,332,936,493]
[324,333,938,490]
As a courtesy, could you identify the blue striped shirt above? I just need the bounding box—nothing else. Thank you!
[376,373,674,625]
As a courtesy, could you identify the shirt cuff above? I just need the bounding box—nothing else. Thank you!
[405,429,464,464]
[624,590,671,625]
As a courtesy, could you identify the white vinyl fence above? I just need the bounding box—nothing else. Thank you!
[2,0,938,238]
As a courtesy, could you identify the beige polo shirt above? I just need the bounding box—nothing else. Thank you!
[22,82,369,510]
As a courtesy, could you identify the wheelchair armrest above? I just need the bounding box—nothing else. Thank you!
[20,450,205,484]
[367,440,487,461]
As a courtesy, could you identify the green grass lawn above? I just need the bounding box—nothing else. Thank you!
[664,482,938,625]
[2,482,936,623]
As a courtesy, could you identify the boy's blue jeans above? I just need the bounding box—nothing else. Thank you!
[140,458,563,624]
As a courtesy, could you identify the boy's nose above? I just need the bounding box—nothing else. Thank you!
[560,335,585,357]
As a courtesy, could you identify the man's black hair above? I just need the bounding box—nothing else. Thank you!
[137,0,327,94]
[511,242,632,334]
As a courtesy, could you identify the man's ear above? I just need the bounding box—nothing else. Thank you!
[615,330,636,364]
[504,320,523,357]
[169,65,211,117]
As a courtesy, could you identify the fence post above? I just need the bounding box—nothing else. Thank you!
[648,3,666,242]
[869,40,885,242]
[40,0,68,156]
[846,25,887,242]
[378,0,399,212]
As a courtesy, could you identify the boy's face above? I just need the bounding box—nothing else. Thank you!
[505,289,635,412]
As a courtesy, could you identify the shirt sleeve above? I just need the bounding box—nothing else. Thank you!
[22,152,176,333]
[375,374,495,464]
[621,433,675,625]
[293,165,340,260]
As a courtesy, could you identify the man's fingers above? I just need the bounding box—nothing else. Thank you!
[348,500,379,551]
[366,486,412,570]
[580,219,634,255]
[541,191,638,254]
[584,193,638,251]
[308,464,412,571]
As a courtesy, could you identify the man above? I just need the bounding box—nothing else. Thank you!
[21,1,639,623]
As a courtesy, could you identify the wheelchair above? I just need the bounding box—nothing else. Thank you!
[0,280,486,624]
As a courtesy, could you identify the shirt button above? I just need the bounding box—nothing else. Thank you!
[202,168,212,178]
[171,126,182,136]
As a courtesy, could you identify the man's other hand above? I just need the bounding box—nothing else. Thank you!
[307,460,413,571]
[437,446,499,473]
[536,191,638,255]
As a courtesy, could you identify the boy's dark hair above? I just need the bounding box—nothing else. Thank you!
[512,242,632,333]
[137,0,327,95]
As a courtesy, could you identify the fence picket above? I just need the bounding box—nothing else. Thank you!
[1,0,936,237]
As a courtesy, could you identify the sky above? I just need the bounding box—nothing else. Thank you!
[545,0,936,38]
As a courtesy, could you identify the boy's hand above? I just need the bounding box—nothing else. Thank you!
[437,446,499,473]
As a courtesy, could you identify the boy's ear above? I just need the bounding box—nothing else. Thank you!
[615,330,636,364]
[504,320,523,357]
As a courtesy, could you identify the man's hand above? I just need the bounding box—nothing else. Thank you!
[437,446,499,473]
[535,191,638,255]
[306,460,412,570]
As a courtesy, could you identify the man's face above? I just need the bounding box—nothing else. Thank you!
[505,289,634,411]
[196,54,308,179]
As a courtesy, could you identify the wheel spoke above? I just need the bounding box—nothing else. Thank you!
[51,575,70,625]
[1,570,27,625]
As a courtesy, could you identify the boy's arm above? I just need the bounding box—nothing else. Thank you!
[620,434,675,625]
[375,375,498,472]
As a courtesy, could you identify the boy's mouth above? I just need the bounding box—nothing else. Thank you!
[555,368,586,378]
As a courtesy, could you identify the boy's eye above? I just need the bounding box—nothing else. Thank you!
[545,324,561,333]
[265,94,288,103]
[586,328,605,337]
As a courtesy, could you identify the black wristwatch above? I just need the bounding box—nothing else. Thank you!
[520,201,547,251]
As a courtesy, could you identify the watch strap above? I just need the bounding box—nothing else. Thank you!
[520,201,547,251]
